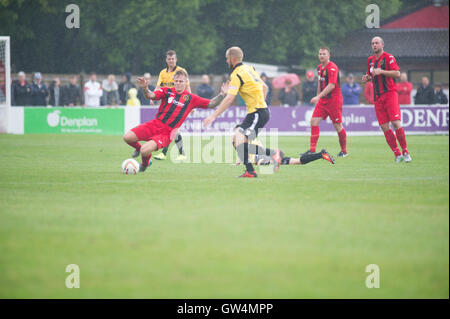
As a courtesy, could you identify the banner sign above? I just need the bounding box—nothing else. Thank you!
[141,105,449,135]
[24,107,124,134]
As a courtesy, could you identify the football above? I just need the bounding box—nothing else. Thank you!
[122,158,139,175]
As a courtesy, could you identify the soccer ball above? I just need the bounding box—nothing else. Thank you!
[122,158,139,175]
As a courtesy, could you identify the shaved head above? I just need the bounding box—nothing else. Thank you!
[372,36,384,44]
[226,47,244,61]
[371,36,385,55]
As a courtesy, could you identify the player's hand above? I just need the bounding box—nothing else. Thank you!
[137,77,150,88]
[220,81,229,95]
[203,115,216,128]
[373,68,382,76]
[361,74,372,83]
[310,96,320,105]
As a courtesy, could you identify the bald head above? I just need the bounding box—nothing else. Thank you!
[371,36,384,55]
[226,46,244,68]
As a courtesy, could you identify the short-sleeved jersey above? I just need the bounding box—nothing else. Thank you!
[317,61,341,99]
[227,63,267,113]
[157,65,189,88]
[153,87,209,129]
[367,52,400,101]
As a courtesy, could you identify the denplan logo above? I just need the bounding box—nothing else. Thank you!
[46,110,98,128]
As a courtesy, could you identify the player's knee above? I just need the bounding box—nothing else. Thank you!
[380,123,390,131]
[123,131,134,143]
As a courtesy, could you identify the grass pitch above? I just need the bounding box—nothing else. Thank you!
[0,134,448,298]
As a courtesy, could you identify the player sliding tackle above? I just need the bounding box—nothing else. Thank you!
[123,70,228,172]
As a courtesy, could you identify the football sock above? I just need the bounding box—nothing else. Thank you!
[141,153,152,167]
[300,151,322,165]
[281,157,291,165]
[247,144,276,156]
[175,133,185,155]
[338,128,347,153]
[395,127,408,154]
[236,143,255,172]
[384,129,401,156]
[310,126,320,152]
[161,146,169,155]
[127,141,142,151]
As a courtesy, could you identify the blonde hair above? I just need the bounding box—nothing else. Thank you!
[174,69,188,79]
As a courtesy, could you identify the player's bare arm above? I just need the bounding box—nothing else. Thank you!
[207,82,229,109]
[372,69,400,78]
[137,77,156,100]
[311,83,335,104]
[203,93,235,127]
[362,74,372,83]
[262,81,268,100]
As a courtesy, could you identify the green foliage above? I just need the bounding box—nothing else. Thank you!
[0,0,405,74]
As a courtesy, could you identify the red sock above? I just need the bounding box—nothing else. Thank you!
[141,153,152,166]
[310,126,320,152]
[127,141,142,151]
[395,127,408,154]
[338,128,347,153]
[384,129,401,156]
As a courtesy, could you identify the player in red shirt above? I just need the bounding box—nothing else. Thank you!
[123,69,227,172]
[362,36,411,163]
[309,47,348,157]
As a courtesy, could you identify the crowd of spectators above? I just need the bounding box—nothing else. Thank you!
[10,70,449,107]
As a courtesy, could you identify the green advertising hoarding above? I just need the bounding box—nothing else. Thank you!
[24,107,124,135]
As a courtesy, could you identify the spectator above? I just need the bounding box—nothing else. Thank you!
[102,74,120,106]
[197,74,215,99]
[260,72,273,106]
[137,72,155,106]
[64,75,82,106]
[301,70,317,106]
[364,81,374,104]
[31,72,49,106]
[118,72,135,105]
[126,88,141,106]
[396,72,413,105]
[11,71,32,106]
[341,73,361,105]
[278,79,300,106]
[84,72,103,107]
[434,85,448,105]
[49,77,64,106]
[414,77,435,105]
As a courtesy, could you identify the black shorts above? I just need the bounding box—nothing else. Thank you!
[235,108,270,140]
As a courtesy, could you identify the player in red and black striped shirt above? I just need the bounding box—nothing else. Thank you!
[362,36,411,163]
[123,69,228,172]
[309,47,348,157]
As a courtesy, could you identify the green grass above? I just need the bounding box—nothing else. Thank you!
[0,134,448,298]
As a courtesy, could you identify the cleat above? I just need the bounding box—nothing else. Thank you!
[403,152,412,163]
[237,171,258,178]
[337,151,349,157]
[395,155,404,163]
[321,149,335,164]
[176,154,187,161]
[271,149,282,172]
[131,149,140,158]
[154,153,166,160]
[138,159,152,173]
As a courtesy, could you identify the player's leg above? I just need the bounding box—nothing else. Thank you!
[154,145,168,160]
[139,140,158,172]
[376,96,402,161]
[234,128,257,177]
[123,128,143,158]
[300,149,335,165]
[386,92,411,162]
[330,98,348,157]
[174,133,187,161]
[310,102,326,152]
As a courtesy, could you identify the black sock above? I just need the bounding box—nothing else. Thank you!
[247,144,276,156]
[162,146,168,155]
[236,143,255,172]
[300,151,322,164]
[281,157,291,165]
[175,134,184,155]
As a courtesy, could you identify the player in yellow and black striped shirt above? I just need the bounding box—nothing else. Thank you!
[203,46,283,178]
[154,50,191,161]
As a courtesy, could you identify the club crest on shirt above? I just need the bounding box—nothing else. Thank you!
[182,94,191,103]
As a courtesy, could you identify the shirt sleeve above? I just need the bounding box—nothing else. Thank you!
[227,73,241,96]
[157,71,163,87]
[191,94,210,109]
[367,57,372,75]
[387,55,400,71]
[327,65,338,85]
[153,87,166,100]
